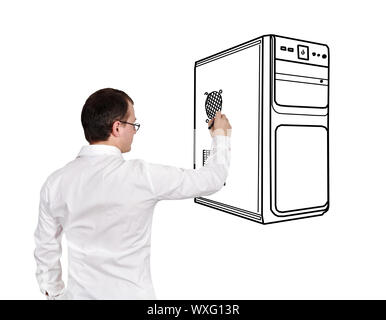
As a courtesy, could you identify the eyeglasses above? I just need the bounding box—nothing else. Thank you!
[118,120,140,132]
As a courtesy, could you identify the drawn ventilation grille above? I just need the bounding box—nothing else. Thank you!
[205,90,223,123]
[203,90,225,186]
[203,149,211,166]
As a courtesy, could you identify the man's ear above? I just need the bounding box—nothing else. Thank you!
[111,120,120,137]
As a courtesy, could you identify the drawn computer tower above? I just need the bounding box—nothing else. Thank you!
[194,34,329,224]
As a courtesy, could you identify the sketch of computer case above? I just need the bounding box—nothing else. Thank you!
[194,34,330,224]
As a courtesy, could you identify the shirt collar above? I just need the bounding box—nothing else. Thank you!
[77,144,123,158]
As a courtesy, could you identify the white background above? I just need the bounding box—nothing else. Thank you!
[0,0,385,299]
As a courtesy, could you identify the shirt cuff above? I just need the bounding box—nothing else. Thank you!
[40,284,65,300]
[211,135,231,150]
[45,289,66,300]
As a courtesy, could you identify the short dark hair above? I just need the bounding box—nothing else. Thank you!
[81,88,134,143]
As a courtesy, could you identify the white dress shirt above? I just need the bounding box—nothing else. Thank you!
[34,135,231,300]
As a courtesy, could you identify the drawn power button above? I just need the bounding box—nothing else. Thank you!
[297,45,309,60]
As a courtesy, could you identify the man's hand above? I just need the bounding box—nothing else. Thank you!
[208,111,232,137]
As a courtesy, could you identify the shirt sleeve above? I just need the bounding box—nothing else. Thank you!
[145,135,231,201]
[33,180,65,299]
